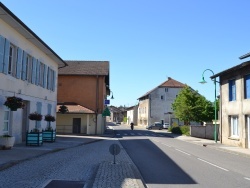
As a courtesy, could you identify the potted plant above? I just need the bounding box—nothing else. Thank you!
[43,114,56,142]
[0,134,15,149]
[26,112,43,146]
[58,105,68,114]
[4,96,25,111]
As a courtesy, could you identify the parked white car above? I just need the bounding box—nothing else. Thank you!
[163,123,170,129]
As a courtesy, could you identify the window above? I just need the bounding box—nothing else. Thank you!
[39,63,45,86]
[46,67,56,91]
[244,75,250,99]
[8,44,17,76]
[230,116,238,137]
[229,79,236,101]
[3,108,10,132]
[161,95,164,100]
[165,88,168,92]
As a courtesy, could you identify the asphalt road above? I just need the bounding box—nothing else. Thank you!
[115,125,250,188]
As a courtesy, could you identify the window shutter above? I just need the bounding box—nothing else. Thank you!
[36,102,42,128]
[0,35,5,73]
[43,64,47,88]
[22,51,27,80]
[47,67,51,90]
[36,61,40,85]
[48,104,52,114]
[16,48,23,79]
[31,57,37,84]
[3,39,10,75]
[52,70,56,91]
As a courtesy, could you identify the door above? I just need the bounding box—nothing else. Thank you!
[22,101,29,141]
[73,118,81,134]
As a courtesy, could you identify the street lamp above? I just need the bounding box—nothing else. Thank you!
[199,69,218,143]
[110,91,114,99]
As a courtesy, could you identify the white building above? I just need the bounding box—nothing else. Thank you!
[137,77,185,127]
[0,3,67,144]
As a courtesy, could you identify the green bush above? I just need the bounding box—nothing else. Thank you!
[170,125,190,136]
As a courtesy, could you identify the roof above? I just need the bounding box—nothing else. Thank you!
[0,2,67,67]
[211,60,250,79]
[58,61,109,76]
[57,103,95,114]
[239,52,250,60]
[138,77,185,100]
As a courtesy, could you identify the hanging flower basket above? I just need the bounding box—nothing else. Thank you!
[28,112,43,121]
[58,105,68,114]
[4,96,25,111]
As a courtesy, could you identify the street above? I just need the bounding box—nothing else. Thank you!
[115,124,250,188]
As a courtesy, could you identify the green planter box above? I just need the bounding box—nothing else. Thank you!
[26,132,43,146]
[43,130,56,142]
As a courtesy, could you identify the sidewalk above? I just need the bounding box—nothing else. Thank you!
[167,132,250,158]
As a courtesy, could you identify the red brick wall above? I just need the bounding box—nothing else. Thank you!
[57,75,106,112]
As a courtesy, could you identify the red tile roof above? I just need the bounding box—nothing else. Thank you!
[138,77,186,99]
[57,104,95,114]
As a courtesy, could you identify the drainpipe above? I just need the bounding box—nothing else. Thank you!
[95,75,99,134]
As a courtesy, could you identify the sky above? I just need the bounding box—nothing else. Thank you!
[1,0,250,107]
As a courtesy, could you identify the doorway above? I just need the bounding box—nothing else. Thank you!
[22,101,29,141]
[73,118,81,134]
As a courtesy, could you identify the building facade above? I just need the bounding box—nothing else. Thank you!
[57,61,110,135]
[212,60,250,149]
[137,77,185,127]
[0,3,66,143]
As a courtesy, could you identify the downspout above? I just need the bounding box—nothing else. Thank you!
[95,75,99,134]
[220,79,222,143]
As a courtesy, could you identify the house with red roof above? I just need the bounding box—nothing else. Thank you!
[137,77,186,127]
[56,61,110,135]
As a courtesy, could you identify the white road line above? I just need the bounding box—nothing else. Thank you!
[244,177,250,181]
[197,158,229,171]
[175,149,191,156]
[162,143,172,147]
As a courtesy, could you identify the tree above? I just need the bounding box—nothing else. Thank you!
[172,85,215,125]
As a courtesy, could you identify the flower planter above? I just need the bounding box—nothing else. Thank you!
[0,136,15,149]
[43,130,56,142]
[26,131,43,146]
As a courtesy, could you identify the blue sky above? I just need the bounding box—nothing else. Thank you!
[2,0,250,107]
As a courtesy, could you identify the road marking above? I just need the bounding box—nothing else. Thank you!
[244,177,250,181]
[197,158,229,171]
[162,143,172,147]
[175,149,191,156]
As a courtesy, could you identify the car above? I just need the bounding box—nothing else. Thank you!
[147,122,163,130]
[163,123,170,129]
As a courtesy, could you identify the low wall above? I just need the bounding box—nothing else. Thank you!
[190,124,219,140]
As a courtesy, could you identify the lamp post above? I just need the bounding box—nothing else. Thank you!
[199,69,217,143]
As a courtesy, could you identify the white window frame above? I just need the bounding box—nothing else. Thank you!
[8,44,17,76]
[230,116,239,137]
[3,107,10,133]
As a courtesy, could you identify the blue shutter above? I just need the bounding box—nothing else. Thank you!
[47,67,51,89]
[3,39,10,74]
[16,48,23,79]
[0,36,5,72]
[52,70,56,91]
[22,51,27,80]
[43,64,47,88]
[36,102,42,128]
[36,61,40,85]
[31,57,37,84]
[232,80,236,100]
[48,104,52,114]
